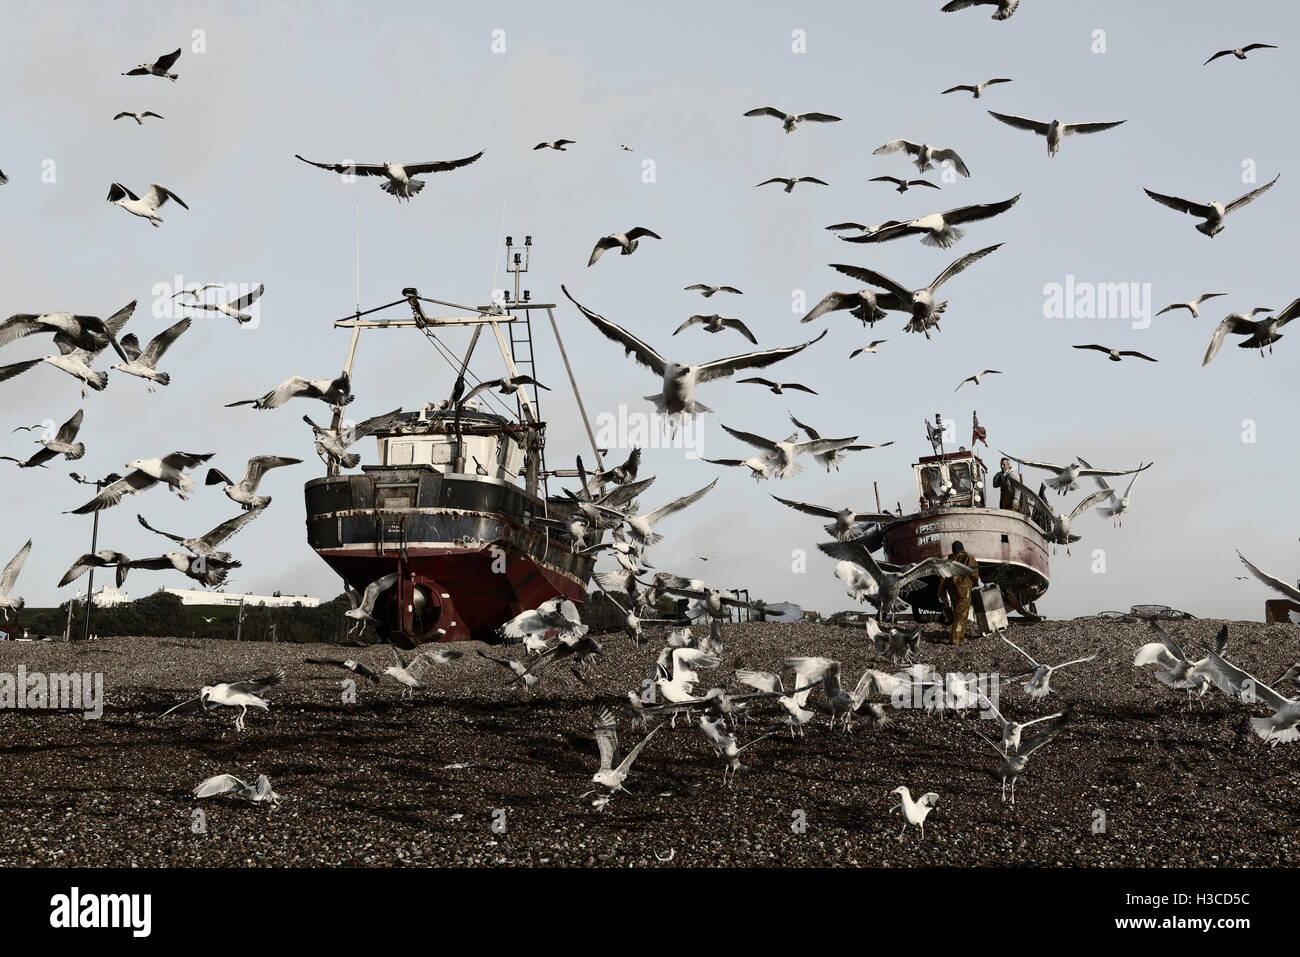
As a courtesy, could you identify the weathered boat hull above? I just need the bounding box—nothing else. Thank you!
[882,508,1050,612]
[305,466,593,646]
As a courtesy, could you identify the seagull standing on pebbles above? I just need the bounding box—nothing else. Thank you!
[158,669,286,732]
[890,787,939,842]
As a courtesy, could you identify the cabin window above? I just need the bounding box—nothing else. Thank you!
[389,441,414,466]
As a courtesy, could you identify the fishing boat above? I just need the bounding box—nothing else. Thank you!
[876,416,1053,617]
[303,237,606,646]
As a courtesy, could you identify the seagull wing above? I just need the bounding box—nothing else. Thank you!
[145,184,188,210]
[154,48,182,71]
[199,505,268,547]
[817,540,885,587]
[1202,315,1255,365]
[929,244,1002,291]
[722,318,759,344]
[641,479,717,527]
[999,631,1040,668]
[988,111,1051,135]
[0,539,31,594]
[942,194,1021,225]
[1062,120,1126,136]
[1237,551,1300,603]
[52,409,85,445]
[139,318,191,367]
[229,284,265,311]
[193,774,245,799]
[224,668,287,695]
[592,704,619,770]
[694,332,826,383]
[770,495,839,519]
[402,152,486,175]
[721,424,778,453]
[69,470,156,513]
[239,454,302,490]
[928,147,970,177]
[744,107,788,120]
[872,139,922,158]
[561,286,665,375]
[829,264,912,300]
[136,514,187,546]
[359,572,400,615]
[1067,488,1115,522]
[735,669,783,694]
[294,155,389,177]
[897,557,977,588]
[1143,188,1214,218]
[615,723,660,776]
[1224,174,1279,214]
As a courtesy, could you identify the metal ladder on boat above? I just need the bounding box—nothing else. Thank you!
[507,307,549,497]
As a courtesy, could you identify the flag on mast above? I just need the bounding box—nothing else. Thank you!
[972,410,987,448]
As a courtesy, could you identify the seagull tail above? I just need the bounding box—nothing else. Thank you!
[922,226,965,249]
[1195,221,1221,238]
[64,443,86,461]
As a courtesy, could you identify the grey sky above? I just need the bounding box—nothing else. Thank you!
[0,0,1295,620]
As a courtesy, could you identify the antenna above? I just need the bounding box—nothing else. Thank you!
[354,196,361,315]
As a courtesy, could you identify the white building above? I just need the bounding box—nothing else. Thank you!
[159,588,320,609]
[91,585,131,607]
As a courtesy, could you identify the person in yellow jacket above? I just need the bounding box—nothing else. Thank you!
[944,540,980,645]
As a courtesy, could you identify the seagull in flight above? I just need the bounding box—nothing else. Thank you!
[1203,650,1300,746]
[157,669,285,732]
[801,289,896,327]
[113,110,164,125]
[582,705,661,809]
[1144,175,1279,237]
[343,571,399,638]
[1089,460,1145,526]
[0,301,135,362]
[562,286,824,423]
[673,314,758,344]
[743,107,842,134]
[1000,452,1149,494]
[304,657,383,684]
[587,227,662,266]
[181,284,264,324]
[458,374,549,406]
[294,151,485,201]
[975,718,1064,805]
[595,479,717,547]
[226,372,353,410]
[1203,298,1300,364]
[1000,633,1098,700]
[137,506,267,563]
[110,317,191,391]
[831,243,1002,338]
[122,48,181,80]
[1204,43,1278,66]
[0,409,85,469]
[955,368,1002,391]
[941,77,1013,98]
[873,138,971,177]
[304,408,401,469]
[501,597,586,641]
[533,139,575,151]
[1156,292,1226,318]
[789,412,892,471]
[1042,488,1114,553]
[384,646,462,698]
[68,452,214,513]
[988,111,1126,157]
[755,176,829,193]
[868,175,940,193]
[851,340,888,357]
[736,377,815,395]
[206,455,301,510]
[818,540,977,620]
[684,283,742,298]
[940,0,1020,20]
[720,424,857,480]
[890,787,940,842]
[839,195,1020,249]
[1072,344,1157,363]
[977,696,1065,755]
[771,494,893,541]
[1133,621,1227,706]
[106,182,188,226]
[1236,550,1300,605]
[0,540,31,621]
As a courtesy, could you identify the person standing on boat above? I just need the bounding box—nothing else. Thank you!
[944,540,980,645]
[992,457,1021,511]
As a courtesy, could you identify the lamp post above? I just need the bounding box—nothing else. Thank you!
[68,471,121,642]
